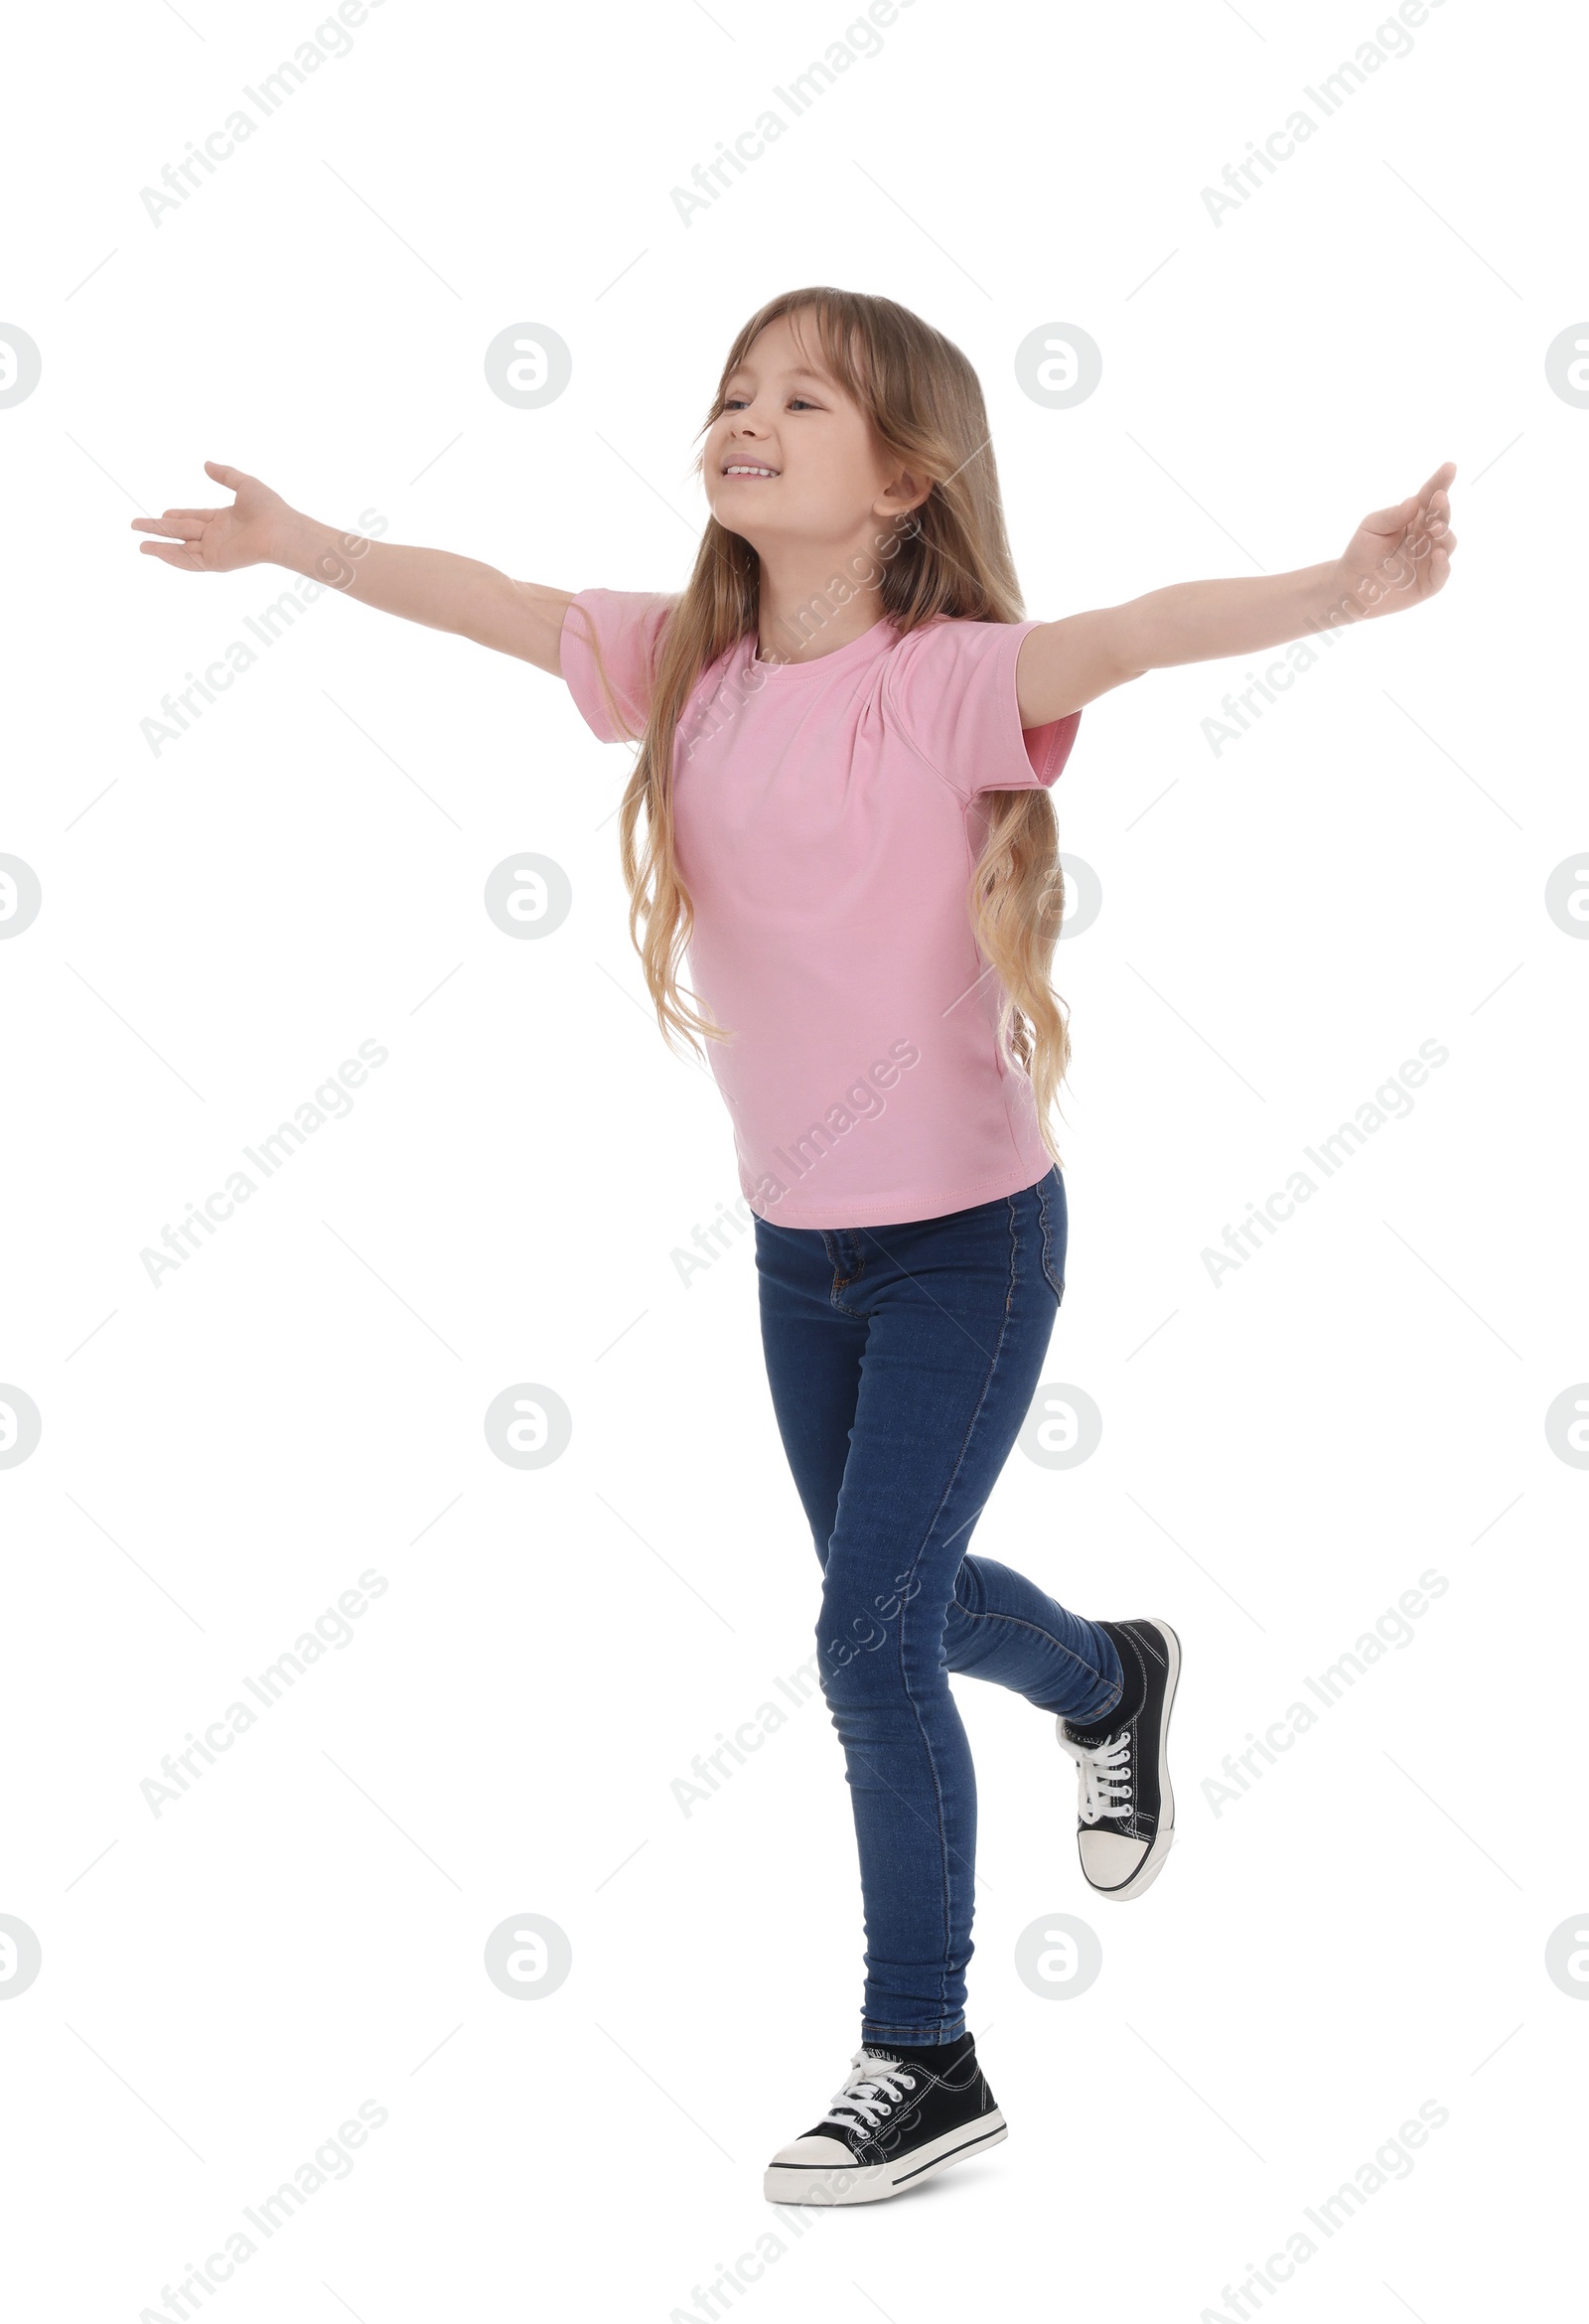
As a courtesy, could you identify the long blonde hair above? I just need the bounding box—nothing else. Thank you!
[567,286,1072,1165]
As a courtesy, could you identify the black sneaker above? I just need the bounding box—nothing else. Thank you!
[1057,1616,1180,1899]
[763,2034,1006,2205]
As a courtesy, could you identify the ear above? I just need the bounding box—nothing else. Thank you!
[877,469,933,518]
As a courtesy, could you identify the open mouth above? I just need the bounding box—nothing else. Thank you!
[721,461,781,479]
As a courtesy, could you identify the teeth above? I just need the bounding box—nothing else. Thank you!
[725,465,777,476]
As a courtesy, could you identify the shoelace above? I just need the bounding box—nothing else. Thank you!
[1059,1728,1132,1823]
[818,2050,919,2131]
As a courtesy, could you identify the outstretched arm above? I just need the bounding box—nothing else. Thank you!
[1016,462,1457,727]
[132,462,575,675]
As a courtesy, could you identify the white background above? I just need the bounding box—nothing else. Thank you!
[2,0,1583,2315]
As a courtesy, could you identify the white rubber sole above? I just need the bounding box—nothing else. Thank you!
[764,2112,1008,2206]
[1086,1615,1180,1902]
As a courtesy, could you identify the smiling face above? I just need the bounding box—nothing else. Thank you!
[701,309,925,557]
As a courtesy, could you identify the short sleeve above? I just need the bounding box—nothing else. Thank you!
[884,616,1082,799]
[558,588,677,742]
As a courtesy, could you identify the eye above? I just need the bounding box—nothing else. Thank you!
[720,393,821,413]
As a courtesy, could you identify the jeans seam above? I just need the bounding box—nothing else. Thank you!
[892,1579,954,2020]
[948,1591,1115,1697]
[882,1204,1027,2020]
[861,2016,968,2042]
[828,1228,868,1316]
[854,2017,966,2035]
[1038,1172,1066,1302]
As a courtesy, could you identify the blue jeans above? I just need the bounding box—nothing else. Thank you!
[753,1166,1124,2046]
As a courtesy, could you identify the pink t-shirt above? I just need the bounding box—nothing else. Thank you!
[558,591,1081,1229]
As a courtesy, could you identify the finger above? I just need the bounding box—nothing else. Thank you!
[1406,473,1454,533]
[130,514,208,540]
[204,460,248,490]
[137,540,205,570]
[130,508,218,528]
[1365,463,1456,537]
[1404,488,1448,542]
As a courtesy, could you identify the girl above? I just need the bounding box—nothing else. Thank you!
[133,286,1457,2208]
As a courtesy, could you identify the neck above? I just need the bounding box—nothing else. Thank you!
[754,564,889,666]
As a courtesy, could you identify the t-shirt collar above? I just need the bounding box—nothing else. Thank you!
[747,613,896,678]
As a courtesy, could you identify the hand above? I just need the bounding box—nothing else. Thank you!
[131,461,297,573]
[1332,461,1457,621]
